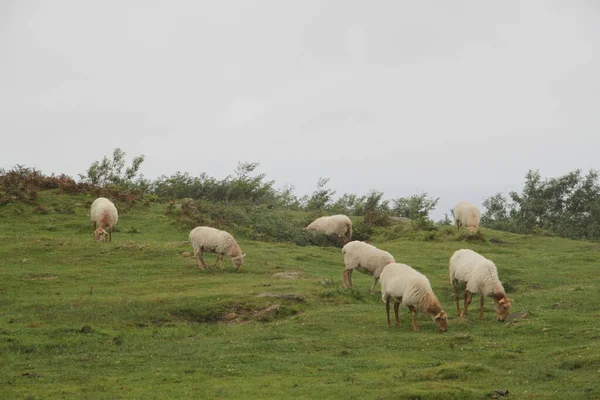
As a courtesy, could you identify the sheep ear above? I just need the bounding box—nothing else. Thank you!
[241,254,246,258]
[434,312,441,319]
[499,298,506,304]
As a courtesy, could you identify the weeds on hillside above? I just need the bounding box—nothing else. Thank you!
[166,198,343,247]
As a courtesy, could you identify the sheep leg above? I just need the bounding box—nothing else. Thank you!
[197,250,207,270]
[455,220,460,232]
[479,295,485,320]
[452,280,461,316]
[213,255,220,269]
[346,269,353,288]
[219,255,225,269]
[369,276,379,295]
[393,301,400,327]
[108,227,112,242]
[385,298,391,327]
[461,291,473,316]
[342,269,350,288]
[93,221,97,230]
[409,305,419,331]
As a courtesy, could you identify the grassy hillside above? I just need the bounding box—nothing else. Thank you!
[1,190,599,399]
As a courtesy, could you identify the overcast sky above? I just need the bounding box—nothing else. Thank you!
[1,1,598,218]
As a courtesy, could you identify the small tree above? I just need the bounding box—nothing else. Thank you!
[80,148,145,189]
[305,177,336,211]
[391,193,439,220]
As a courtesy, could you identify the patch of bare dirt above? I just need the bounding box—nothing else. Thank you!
[256,292,305,302]
[271,271,301,279]
[25,274,58,280]
[224,304,281,324]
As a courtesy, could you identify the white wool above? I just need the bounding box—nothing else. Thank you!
[380,263,435,312]
[342,241,395,279]
[449,249,505,296]
[90,197,118,227]
[189,226,244,268]
[305,214,352,239]
[453,201,480,231]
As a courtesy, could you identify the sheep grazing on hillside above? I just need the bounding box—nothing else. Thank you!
[189,226,246,271]
[453,201,481,232]
[342,241,395,294]
[449,249,512,321]
[90,197,118,242]
[380,263,448,332]
[303,214,352,244]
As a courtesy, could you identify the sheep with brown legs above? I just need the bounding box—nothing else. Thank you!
[380,263,448,332]
[449,249,512,321]
[189,226,246,271]
[341,241,395,294]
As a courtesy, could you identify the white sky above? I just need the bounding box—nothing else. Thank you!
[1,1,598,219]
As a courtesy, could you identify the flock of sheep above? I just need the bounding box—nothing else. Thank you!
[91,197,511,332]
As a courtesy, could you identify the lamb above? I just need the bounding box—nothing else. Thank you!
[341,241,395,294]
[90,197,118,242]
[189,226,246,271]
[379,263,448,332]
[303,214,352,244]
[453,201,481,232]
[449,249,512,321]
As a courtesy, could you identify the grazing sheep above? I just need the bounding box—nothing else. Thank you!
[189,226,246,271]
[90,197,118,242]
[342,241,395,294]
[449,249,512,321]
[303,214,352,244]
[380,263,448,332]
[453,201,481,232]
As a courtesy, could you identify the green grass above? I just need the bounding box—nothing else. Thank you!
[1,190,600,399]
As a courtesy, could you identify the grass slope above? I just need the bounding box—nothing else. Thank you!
[1,190,599,399]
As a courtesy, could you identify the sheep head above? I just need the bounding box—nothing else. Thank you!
[232,253,246,270]
[94,227,108,242]
[432,310,448,332]
[494,297,512,321]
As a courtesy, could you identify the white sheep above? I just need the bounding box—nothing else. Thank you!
[453,201,481,232]
[90,197,118,242]
[189,226,246,271]
[341,241,395,294]
[303,214,352,244]
[449,249,512,321]
[380,263,448,332]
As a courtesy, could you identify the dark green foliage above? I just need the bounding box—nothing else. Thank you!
[377,218,442,242]
[455,230,486,242]
[482,169,600,239]
[151,162,300,209]
[305,177,336,211]
[391,193,439,220]
[167,198,341,247]
[351,220,373,241]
